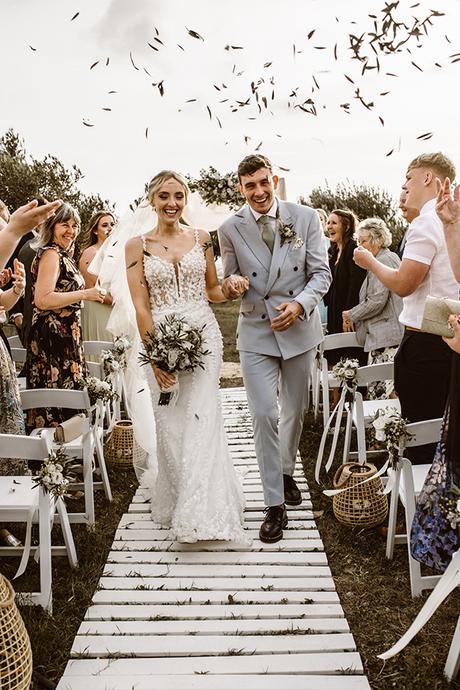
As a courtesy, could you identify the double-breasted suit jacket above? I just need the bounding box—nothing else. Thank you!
[218,200,331,359]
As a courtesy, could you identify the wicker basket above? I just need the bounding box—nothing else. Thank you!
[104,420,145,469]
[332,462,388,528]
[0,575,33,690]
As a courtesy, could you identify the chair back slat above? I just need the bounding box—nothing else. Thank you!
[322,332,360,351]
[83,341,114,357]
[0,433,49,460]
[356,361,394,386]
[87,361,103,378]
[20,388,91,410]
[404,418,443,448]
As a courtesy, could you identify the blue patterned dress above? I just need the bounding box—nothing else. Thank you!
[410,353,460,572]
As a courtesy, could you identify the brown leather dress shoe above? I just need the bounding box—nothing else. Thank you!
[283,474,302,506]
[259,505,288,543]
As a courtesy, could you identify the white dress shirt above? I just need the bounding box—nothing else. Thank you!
[400,198,460,328]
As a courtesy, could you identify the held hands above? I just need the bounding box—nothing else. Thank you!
[436,177,460,227]
[271,301,303,332]
[353,245,374,269]
[342,310,355,333]
[443,314,460,354]
[152,366,177,390]
[221,274,249,300]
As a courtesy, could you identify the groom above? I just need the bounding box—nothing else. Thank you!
[219,154,331,542]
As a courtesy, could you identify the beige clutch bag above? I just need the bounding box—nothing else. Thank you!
[420,296,460,338]
[54,413,86,443]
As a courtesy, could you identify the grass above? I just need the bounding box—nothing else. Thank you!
[1,468,137,688]
[6,301,460,689]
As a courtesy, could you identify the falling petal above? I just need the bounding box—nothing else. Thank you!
[90,60,99,69]
[186,27,204,40]
[130,52,139,70]
[70,12,79,21]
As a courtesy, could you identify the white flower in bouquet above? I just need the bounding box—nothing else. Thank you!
[369,407,411,467]
[85,376,118,405]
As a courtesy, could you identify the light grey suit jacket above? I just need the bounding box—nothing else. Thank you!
[218,200,331,360]
[348,248,404,352]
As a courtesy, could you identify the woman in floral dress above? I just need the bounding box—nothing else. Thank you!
[25,204,105,431]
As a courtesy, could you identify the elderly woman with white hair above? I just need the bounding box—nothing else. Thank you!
[342,217,404,399]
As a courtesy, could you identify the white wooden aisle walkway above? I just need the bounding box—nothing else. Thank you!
[58,387,370,690]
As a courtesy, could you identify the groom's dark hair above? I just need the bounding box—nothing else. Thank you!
[237,154,273,181]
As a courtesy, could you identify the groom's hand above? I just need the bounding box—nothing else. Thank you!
[222,274,249,299]
[271,301,303,332]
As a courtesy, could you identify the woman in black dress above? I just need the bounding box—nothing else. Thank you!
[25,203,105,431]
[324,209,367,366]
[410,178,460,572]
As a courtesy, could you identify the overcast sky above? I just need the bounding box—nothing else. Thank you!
[1,0,459,214]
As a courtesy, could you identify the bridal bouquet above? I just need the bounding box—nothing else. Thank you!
[32,447,77,499]
[139,314,210,405]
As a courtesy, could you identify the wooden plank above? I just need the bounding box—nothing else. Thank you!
[84,603,346,621]
[77,617,350,636]
[101,563,332,578]
[110,539,325,552]
[57,675,371,690]
[114,529,321,541]
[97,575,336,591]
[70,632,356,657]
[106,550,328,564]
[62,652,364,676]
[92,590,340,605]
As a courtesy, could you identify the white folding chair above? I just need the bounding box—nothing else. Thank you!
[0,433,78,613]
[7,335,22,348]
[314,332,363,427]
[342,361,399,465]
[21,388,112,528]
[385,417,443,597]
[379,547,460,681]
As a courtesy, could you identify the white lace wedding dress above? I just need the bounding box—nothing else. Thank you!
[142,231,247,543]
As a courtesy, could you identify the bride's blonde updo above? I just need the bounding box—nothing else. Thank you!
[147,170,190,206]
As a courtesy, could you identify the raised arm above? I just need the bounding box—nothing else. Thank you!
[34,248,103,310]
[353,248,429,297]
[79,247,113,305]
[436,177,460,283]
[0,200,62,269]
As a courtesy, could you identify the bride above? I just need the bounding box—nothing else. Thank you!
[125,170,248,543]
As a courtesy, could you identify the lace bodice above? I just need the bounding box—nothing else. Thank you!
[142,232,207,314]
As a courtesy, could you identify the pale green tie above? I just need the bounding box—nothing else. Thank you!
[259,214,274,253]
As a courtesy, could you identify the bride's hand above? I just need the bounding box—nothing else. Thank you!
[153,365,177,390]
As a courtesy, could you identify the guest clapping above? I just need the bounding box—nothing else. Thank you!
[343,218,403,399]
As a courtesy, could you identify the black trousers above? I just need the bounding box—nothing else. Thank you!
[394,330,452,464]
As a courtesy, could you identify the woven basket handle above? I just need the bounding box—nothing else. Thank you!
[333,464,352,489]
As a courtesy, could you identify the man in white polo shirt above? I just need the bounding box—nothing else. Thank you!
[354,152,459,463]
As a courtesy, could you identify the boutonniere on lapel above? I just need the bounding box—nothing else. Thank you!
[276,211,304,249]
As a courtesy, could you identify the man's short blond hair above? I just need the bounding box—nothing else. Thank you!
[407,152,456,182]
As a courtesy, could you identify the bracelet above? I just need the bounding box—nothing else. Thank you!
[13,285,24,297]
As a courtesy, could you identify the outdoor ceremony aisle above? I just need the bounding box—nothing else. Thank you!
[57,387,370,690]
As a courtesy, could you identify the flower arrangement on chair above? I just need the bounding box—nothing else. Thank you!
[32,447,77,499]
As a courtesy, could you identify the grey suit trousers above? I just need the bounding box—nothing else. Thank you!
[239,347,315,507]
